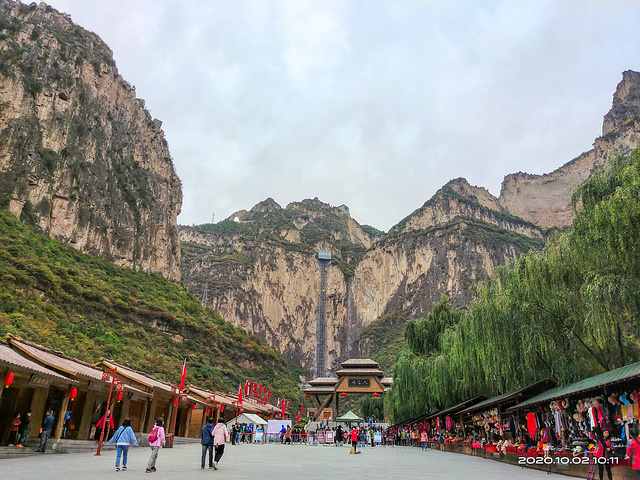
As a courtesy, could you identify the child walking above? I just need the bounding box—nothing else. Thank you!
[108,418,138,471]
[146,418,166,473]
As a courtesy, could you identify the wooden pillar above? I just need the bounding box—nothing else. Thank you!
[118,397,132,426]
[332,392,338,420]
[140,397,149,433]
[0,368,5,402]
[184,407,193,437]
[145,397,158,432]
[29,388,49,439]
[78,390,97,440]
[54,393,70,439]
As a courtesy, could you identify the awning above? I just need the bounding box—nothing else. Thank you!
[336,411,362,422]
[423,396,487,421]
[458,379,556,415]
[508,361,640,411]
[0,343,78,385]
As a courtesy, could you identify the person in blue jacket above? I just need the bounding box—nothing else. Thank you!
[201,416,214,469]
[108,418,138,471]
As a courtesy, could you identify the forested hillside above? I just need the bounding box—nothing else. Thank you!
[0,209,302,402]
[387,148,640,422]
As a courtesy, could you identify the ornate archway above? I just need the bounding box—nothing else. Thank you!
[303,359,392,421]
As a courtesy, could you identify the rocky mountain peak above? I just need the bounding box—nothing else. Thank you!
[0,0,183,281]
[603,70,640,136]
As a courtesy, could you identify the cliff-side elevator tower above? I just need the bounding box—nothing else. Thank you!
[316,250,332,377]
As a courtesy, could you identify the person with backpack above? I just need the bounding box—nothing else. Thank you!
[108,418,138,471]
[145,417,166,473]
[201,416,214,469]
[212,418,230,470]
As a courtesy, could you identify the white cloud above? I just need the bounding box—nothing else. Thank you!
[45,0,640,231]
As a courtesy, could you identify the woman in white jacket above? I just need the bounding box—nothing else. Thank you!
[212,418,230,470]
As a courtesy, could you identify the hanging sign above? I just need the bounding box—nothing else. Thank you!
[244,380,272,404]
[29,375,51,388]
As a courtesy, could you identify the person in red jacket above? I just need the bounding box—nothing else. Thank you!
[626,428,640,479]
[593,430,612,480]
[350,427,359,454]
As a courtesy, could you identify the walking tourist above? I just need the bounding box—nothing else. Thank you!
[146,417,166,473]
[285,425,292,444]
[16,411,31,448]
[420,429,428,450]
[36,410,54,453]
[280,424,286,444]
[335,425,344,447]
[107,418,138,471]
[350,426,359,454]
[201,416,214,469]
[212,418,230,470]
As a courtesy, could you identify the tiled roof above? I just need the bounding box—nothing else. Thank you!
[7,335,106,382]
[0,342,78,385]
[510,362,640,411]
[335,368,384,376]
[381,377,393,385]
[339,358,380,368]
[98,359,175,394]
[308,376,338,385]
[458,379,556,415]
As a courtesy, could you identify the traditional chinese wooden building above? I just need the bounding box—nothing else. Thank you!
[0,341,78,444]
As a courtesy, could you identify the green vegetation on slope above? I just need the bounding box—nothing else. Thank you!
[0,209,302,403]
[359,311,408,373]
[386,148,640,422]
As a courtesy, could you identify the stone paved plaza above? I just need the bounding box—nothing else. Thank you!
[0,442,567,480]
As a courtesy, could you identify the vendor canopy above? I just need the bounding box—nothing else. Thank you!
[458,379,556,416]
[226,413,267,430]
[509,361,640,411]
[423,396,487,421]
[336,411,362,422]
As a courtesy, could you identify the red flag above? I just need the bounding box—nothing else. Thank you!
[179,360,187,391]
[238,382,243,406]
[281,399,286,418]
[296,411,301,423]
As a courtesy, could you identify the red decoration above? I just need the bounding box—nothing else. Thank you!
[173,398,178,406]
[206,408,211,415]
[372,392,379,398]
[4,372,14,388]
[305,394,311,398]
[69,387,78,400]
[340,392,346,397]
[116,391,123,402]
[220,405,224,412]
[190,404,196,411]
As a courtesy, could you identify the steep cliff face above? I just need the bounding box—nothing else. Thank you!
[180,199,375,370]
[0,1,182,280]
[498,70,640,229]
[181,188,544,372]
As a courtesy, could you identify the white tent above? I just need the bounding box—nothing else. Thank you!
[226,413,267,431]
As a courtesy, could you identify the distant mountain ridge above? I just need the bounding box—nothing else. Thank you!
[181,70,640,373]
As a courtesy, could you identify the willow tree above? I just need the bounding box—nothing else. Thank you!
[387,148,640,423]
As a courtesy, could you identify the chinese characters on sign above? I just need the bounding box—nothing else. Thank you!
[348,378,370,388]
[244,380,271,404]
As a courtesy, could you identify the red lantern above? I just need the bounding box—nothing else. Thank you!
[69,387,78,400]
[206,408,211,415]
[173,398,178,406]
[372,392,379,398]
[340,392,346,397]
[220,405,224,412]
[116,391,123,402]
[305,394,311,398]
[190,404,196,411]
[4,372,14,388]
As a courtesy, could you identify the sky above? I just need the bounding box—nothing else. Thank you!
[45,0,640,231]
